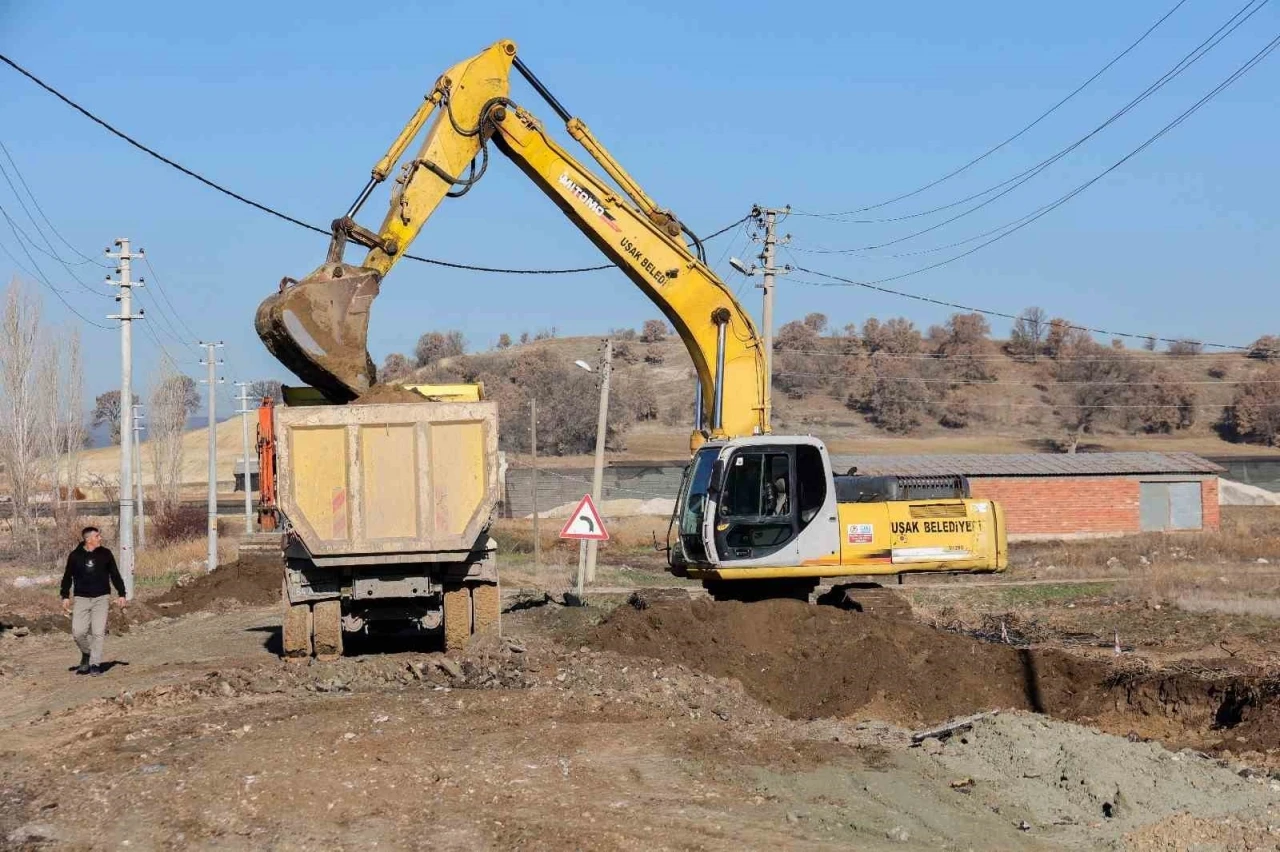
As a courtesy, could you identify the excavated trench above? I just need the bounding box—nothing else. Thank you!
[588,597,1280,756]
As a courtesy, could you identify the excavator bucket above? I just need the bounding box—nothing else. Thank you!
[255,262,381,402]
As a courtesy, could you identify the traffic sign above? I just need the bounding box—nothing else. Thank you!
[559,494,609,541]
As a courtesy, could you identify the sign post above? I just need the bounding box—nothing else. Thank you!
[559,494,609,599]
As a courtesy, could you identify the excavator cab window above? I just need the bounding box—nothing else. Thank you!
[715,449,797,561]
[795,443,826,530]
[677,447,720,562]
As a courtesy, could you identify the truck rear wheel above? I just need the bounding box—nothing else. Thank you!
[282,601,313,660]
[312,600,344,661]
[442,583,472,652]
[470,582,500,638]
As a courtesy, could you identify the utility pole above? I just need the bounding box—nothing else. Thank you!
[106,238,145,598]
[530,397,540,568]
[234,382,254,535]
[199,342,224,571]
[584,338,613,584]
[132,404,145,551]
[731,206,790,430]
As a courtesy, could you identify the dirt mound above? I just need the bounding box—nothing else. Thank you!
[149,556,280,617]
[588,599,1280,757]
[0,613,69,636]
[591,598,1105,726]
[352,384,427,405]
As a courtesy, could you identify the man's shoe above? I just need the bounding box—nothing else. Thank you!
[88,664,103,677]
[73,654,90,674]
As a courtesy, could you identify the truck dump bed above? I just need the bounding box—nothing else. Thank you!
[274,400,499,560]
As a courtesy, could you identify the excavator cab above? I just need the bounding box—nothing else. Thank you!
[672,436,1007,595]
[674,436,840,572]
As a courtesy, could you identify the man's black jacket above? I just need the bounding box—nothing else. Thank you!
[60,545,126,599]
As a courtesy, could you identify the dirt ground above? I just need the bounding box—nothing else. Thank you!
[5,560,1280,851]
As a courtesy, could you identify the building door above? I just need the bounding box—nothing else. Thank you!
[1139,481,1203,531]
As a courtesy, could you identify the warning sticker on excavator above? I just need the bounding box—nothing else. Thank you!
[847,523,874,544]
[559,494,609,541]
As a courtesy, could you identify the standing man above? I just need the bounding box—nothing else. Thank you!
[59,526,127,676]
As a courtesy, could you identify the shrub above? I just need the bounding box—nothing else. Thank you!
[153,505,207,544]
[1247,335,1280,362]
[1167,339,1203,358]
[1223,366,1280,446]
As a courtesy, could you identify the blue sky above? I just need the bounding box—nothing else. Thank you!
[0,0,1276,403]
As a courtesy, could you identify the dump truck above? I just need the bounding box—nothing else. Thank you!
[259,386,501,659]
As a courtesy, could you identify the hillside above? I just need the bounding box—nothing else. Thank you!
[75,418,247,490]
[399,327,1280,464]
[76,330,1279,491]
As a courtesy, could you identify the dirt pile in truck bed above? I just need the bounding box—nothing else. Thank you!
[352,384,429,405]
[589,597,1280,759]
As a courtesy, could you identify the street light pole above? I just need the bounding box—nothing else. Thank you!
[584,339,612,584]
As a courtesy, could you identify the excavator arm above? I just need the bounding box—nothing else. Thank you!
[256,39,768,449]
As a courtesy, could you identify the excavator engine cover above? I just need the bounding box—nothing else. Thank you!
[255,262,381,402]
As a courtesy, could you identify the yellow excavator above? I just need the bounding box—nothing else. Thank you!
[256,39,1006,603]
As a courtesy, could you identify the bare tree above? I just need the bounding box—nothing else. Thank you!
[413,330,466,367]
[149,357,191,513]
[1009,307,1048,361]
[92,390,138,444]
[0,279,45,531]
[380,352,412,382]
[247,378,283,403]
[59,328,85,504]
[639,319,668,343]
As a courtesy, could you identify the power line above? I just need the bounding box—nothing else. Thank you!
[0,137,110,268]
[780,30,1280,331]
[0,194,107,297]
[0,208,112,329]
[773,369,1272,386]
[793,0,1268,241]
[704,214,751,242]
[133,287,192,350]
[140,256,202,343]
[788,268,1251,352]
[772,347,1243,362]
[0,53,742,276]
[796,0,1190,217]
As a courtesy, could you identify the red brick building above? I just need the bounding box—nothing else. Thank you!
[833,453,1222,540]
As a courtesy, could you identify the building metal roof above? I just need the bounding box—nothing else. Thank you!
[829,452,1223,478]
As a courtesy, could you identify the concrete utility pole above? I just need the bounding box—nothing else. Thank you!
[234,382,254,535]
[530,397,540,568]
[105,238,145,597]
[132,405,145,551]
[731,206,790,429]
[584,338,613,584]
[199,342,224,571]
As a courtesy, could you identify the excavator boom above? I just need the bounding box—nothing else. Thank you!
[256,40,768,446]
